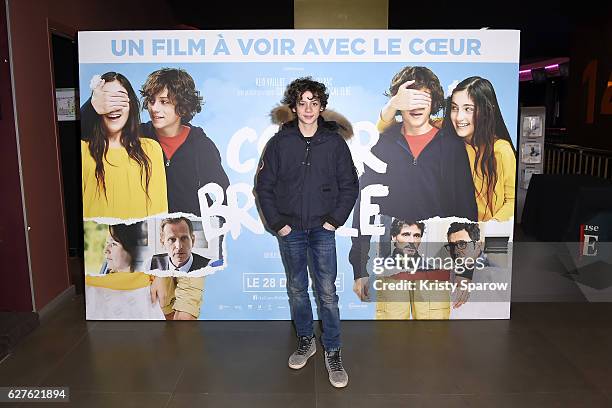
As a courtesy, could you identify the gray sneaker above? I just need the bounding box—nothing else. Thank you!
[288,335,316,369]
[324,349,348,388]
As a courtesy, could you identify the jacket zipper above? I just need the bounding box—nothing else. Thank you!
[301,139,312,229]
[396,139,418,166]
[162,130,191,168]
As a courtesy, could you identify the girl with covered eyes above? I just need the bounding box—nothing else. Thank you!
[81,72,167,219]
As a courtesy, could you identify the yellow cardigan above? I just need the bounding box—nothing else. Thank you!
[86,271,152,290]
[466,139,516,221]
[81,138,168,219]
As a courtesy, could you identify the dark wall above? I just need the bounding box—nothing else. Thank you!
[167,0,294,29]
[567,14,612,150]
[519,77,569,131]
[6,0,177,311]
[0,3,32,312]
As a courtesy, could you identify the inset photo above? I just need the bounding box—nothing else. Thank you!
[522,115,543,138]
[83,221,164,320]
[521,142,542,164]
[145,216,225,275]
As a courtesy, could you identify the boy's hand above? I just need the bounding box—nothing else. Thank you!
[353,277,370,301]
[174,311,197,320]
[150,276,167,306]
[278,225,292,237]
[322,222,336,231]
[452,276,471,308]
[389,80,432,111]
[91,79,129,114]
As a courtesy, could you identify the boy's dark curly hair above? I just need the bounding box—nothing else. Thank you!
[385,66,444,115]
[281,77,329,110]
[140,68,203,123]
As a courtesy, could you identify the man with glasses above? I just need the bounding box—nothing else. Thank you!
[445,222,483,309]
[446,222,512,316]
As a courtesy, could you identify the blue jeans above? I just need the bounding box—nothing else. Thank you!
[278,225,341,351]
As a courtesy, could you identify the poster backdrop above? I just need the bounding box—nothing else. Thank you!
[78,30,519,320]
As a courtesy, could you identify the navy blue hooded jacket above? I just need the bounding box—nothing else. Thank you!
[255,117,359,233]
[349,122,478,279]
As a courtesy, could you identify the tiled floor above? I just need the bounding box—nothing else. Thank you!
[0,298,611,407]
[1,225,610,407]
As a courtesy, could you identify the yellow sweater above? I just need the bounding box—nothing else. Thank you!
[466,139,516,221]
[81,138,168,219]
[86,271,152,290]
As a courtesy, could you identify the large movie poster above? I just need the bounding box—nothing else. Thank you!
[78,30,519,320]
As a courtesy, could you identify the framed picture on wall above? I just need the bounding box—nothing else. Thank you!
[55,87,79,121]
[521,142,542,164]
[522,167,541,189]
[522,115,543,138]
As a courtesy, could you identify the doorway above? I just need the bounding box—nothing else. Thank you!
[51,32,83,294]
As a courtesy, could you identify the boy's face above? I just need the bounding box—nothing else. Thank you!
[293,90,322,127]
[147,87,182,134]
[400,86,433,132]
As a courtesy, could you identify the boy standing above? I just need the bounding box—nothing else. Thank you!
[255,77,359,388]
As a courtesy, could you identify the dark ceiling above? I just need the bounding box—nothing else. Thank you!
[164,1,608,63]
[388,1,570,63]
[165,0,294,30]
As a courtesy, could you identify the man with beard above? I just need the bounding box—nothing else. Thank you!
[375,219,442,319]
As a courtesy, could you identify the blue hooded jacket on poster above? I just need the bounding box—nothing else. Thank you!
[255,117,359,233]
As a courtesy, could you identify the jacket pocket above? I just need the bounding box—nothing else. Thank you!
[316,183,338,215]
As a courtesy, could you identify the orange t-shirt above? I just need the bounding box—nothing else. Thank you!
[403,126,438,159]
[157,125,190,160]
